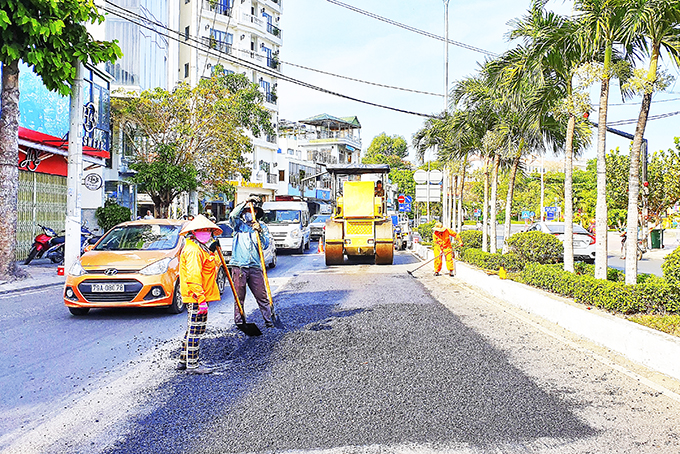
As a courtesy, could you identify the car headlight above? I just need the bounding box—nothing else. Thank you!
[290,228,301,238]
[139,257,172,276]
[69,261,86,277]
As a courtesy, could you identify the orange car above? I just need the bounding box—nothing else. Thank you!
[63,219,195,316]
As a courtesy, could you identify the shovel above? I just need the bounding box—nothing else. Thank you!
[216,247,262,336]
[406,253,443,277]
[249,202,284,329]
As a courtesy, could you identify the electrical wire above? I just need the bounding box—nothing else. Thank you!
[326,0,498,58]
[101,1,440,118]
[607,110,680,126]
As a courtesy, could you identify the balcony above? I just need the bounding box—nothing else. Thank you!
[202,37,232,55]
[236,48,264,65]
[203,1,232,17]
[267,173,278,184]
[242,12,264,28]
[266,56,279,70]
[266,23,282,39]
[265,92,277,105]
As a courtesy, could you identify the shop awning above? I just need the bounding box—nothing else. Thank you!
[19,127,110,159]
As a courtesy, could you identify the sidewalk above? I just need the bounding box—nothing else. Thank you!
[0,259,65,294]
[607,228,680,261]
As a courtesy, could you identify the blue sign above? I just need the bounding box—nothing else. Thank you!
[544,206,557,221]
[521,211,536,220]
[399,202,412,212]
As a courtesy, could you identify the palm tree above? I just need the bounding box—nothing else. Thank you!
[505,4,592,272]
[574,0,627,280]
[620,0,680,284]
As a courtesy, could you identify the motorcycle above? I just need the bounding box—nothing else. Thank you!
[45,224,101,265]
[24,225,64,265]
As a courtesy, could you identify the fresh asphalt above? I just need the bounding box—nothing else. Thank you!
[3,242,680,453]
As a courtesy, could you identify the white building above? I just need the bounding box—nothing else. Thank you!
[179,0,283,208]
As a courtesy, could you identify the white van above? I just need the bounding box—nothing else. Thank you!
[261,201,311,253]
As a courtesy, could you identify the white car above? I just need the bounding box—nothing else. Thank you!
[523,222,596,263]
[215,222,277,268]
[309,214,331,240]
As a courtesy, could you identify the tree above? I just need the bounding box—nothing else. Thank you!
[128,144,198,217]
[0,1,121,276]
[574,0,628,280]
[365,132,409,159]
[620,0,680,284]
[112,72,274,216]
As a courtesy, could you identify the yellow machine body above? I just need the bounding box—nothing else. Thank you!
[325,180,393,265]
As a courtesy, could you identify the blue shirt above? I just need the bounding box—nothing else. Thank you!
[228,201,272,268]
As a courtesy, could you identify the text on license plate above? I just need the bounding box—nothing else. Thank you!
[91,283,125,292]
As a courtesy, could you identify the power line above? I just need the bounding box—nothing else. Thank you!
[282,61,443,97]
[607,110,680,126]
[101,1,439,118]
[326,0,498,58]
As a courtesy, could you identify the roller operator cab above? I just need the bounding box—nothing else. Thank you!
[324,164,394,265]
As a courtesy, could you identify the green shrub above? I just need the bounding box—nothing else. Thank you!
[95,198,132,233]
[519,262,680,315]
[506,231,563,264]
[662,247,680,288]
[461,248,524,272]
[417,221,436,242]
[458,230,482,250]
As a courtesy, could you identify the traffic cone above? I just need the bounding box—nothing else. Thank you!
[318,239,324,254]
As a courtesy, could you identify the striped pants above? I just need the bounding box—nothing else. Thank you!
[179,303,209,369]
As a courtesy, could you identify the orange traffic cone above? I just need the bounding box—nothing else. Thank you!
[318,239,324,254]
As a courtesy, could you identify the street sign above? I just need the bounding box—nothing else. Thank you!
[415,185,441,202]
[473,209,481,217]
[428,169,443,183]
[398,194,405,204]
[544,206,557,221]
[405,195,412,204]
[413,169,428,184]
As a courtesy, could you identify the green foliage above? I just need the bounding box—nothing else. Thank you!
[462,248,524,271]
[365,132,409,159]
[628,314,680,337]
[458,230,482,250]
[417,221,436,242]
[505,231,563,264]
[520,263,680,315]
[95,199,132,233]
[662,247,680,288]
[128,144,198,215]
[0,1,121,95]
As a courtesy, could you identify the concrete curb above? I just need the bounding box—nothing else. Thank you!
[410,244,680,382]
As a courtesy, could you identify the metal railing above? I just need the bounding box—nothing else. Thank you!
[202,37,232,55]
[203,1,232,16]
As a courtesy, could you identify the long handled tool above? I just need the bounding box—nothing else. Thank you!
[406,253,443,277]
[249,202,284,329]
[216,247,262,336]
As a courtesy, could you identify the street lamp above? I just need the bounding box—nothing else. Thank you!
[443,0,450,112]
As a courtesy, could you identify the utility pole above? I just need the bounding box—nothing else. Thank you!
[65,62,84,273]
[443,0,450,112]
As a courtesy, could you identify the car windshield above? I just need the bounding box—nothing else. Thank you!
[95,224,182,251]
[310,215,330,224]
[545,224,590,234]
[264,209,301,224]
[217,224,234,238]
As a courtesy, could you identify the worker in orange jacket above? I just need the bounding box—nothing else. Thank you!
[433,222,463,277]
[177,215,222,375]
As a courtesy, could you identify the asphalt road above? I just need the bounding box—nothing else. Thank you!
[2,242,680,453]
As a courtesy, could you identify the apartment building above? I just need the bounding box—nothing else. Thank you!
[276,114,362,214]
[179,0,283,208]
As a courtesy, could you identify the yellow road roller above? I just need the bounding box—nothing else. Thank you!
[324,164,394,265]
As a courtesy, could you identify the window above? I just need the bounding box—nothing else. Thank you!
[184,63,189,78]
[279,170,285,182]
[185,26,189,41]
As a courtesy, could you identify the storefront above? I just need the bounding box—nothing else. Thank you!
[13,63,112,259]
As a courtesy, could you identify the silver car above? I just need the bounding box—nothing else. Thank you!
[309,214,331,240]
[524,222,596,263]
[215,222,277,268]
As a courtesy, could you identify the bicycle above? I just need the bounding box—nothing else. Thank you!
[620,232,645,260]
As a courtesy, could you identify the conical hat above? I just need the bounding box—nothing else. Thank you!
[180,214,223,236]
[433,221,446,232]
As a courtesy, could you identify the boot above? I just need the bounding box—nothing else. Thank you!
[186,365,213,375]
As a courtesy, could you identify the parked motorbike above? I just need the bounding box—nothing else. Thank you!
[45,224,101,265]
[24,225,64,265]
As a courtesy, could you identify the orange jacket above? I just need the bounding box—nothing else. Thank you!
[433,228,462,250]
[179,239,220,304]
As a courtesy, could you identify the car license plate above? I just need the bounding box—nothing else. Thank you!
[91,283,125,292]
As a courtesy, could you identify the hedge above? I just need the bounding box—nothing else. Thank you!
[505,231,563,265]
[458,230,482,250]
[662,247,680,288]
[461,248,524,272]
[519,262,680,315]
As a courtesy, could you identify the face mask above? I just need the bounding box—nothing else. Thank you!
[243,212,254,223]
[194,231,212,243]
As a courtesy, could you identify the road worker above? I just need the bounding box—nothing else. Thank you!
[177,214,222,375]
[432,222,463,277]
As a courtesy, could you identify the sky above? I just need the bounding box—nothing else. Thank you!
[277,0,680,165]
